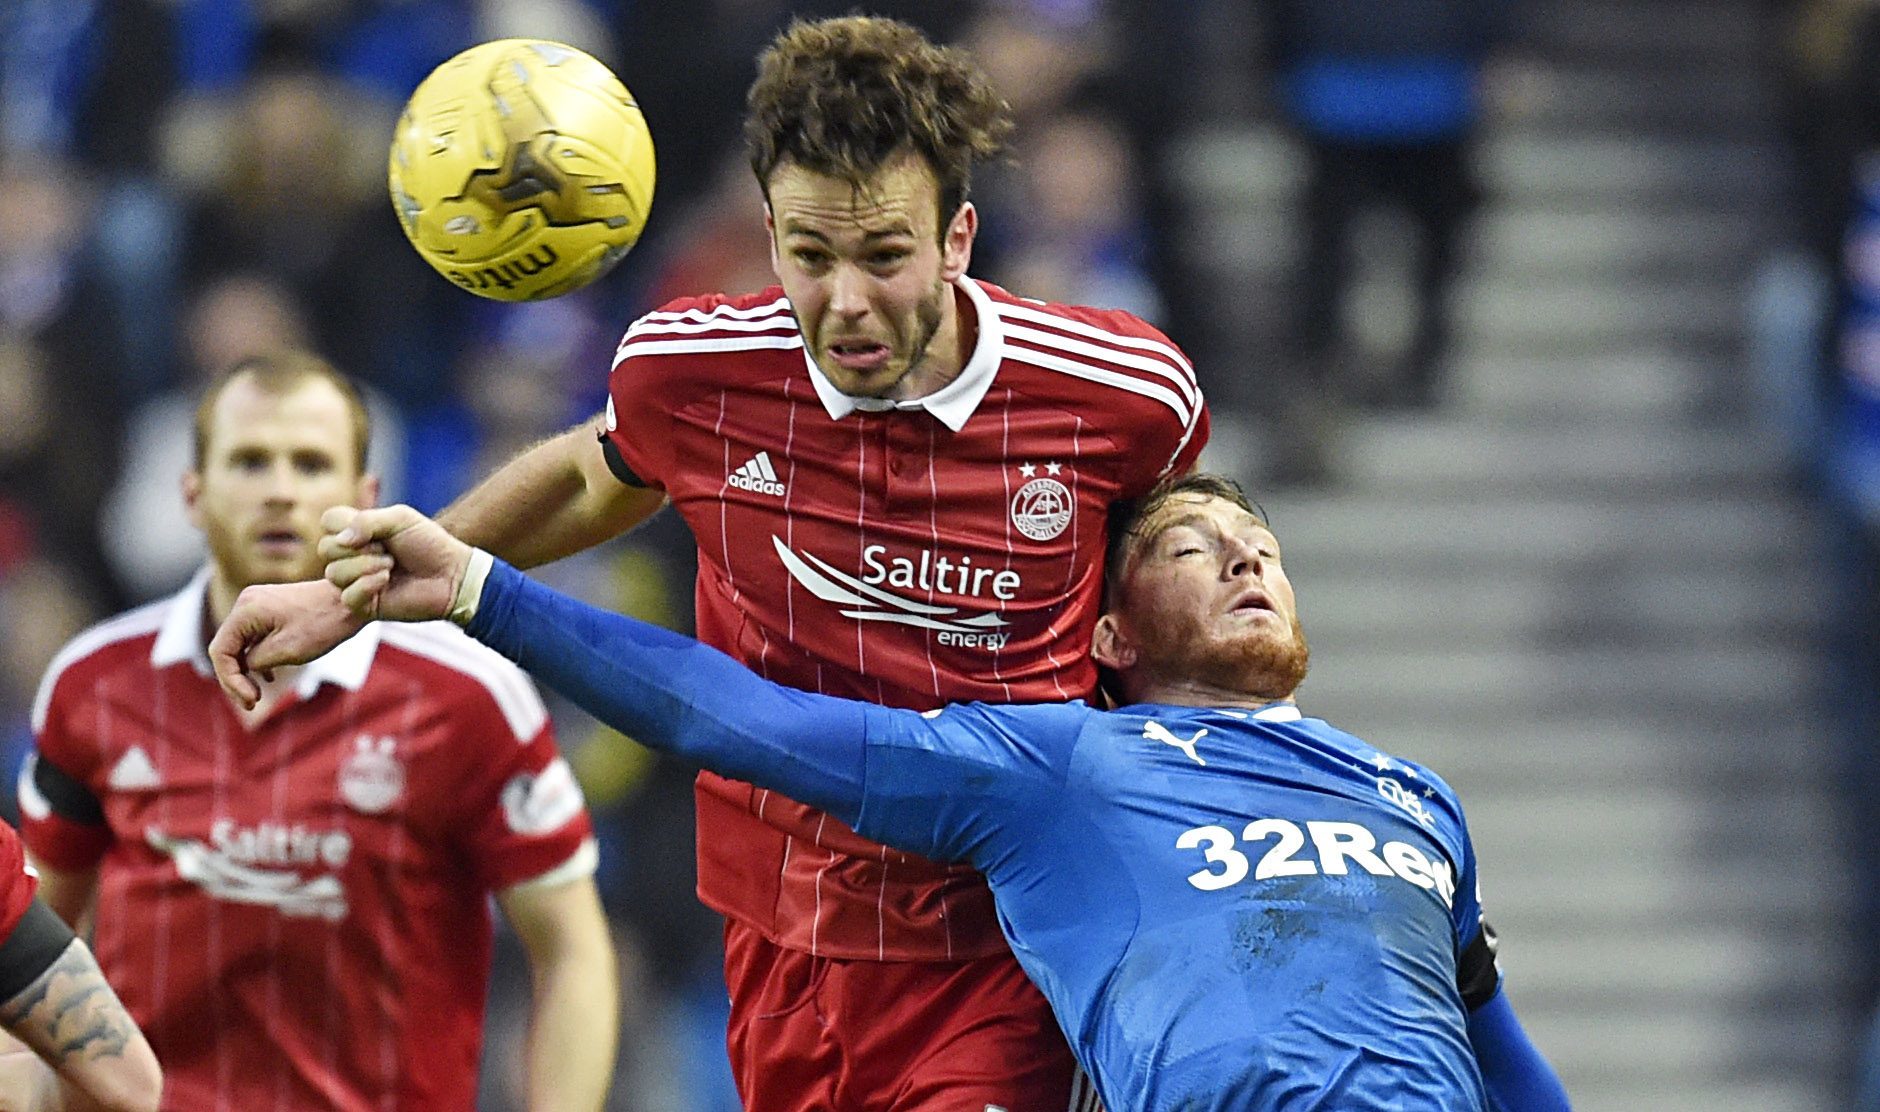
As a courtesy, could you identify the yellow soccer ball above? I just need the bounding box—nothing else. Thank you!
[389,39,656,301]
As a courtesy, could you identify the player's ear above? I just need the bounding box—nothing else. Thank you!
[181,470,205,531]
[764,204,780,273]
[1091,613,1136,673]
[942,202,975,281]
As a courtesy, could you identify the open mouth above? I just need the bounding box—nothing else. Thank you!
[826,340,891,373]
[1231,592,1275,616]
[256,530,303,554]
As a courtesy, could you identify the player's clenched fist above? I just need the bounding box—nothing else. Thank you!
[211,506,479,709]
[318,505,473,623]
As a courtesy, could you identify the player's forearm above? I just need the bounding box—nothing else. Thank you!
[437,420,657,568]
[467,558,872,820]
[521,925,617,1112]
[1467,990,1570,1111]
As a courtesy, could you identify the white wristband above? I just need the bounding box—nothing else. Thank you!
[449,547,495,626]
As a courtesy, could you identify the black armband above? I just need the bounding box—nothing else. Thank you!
[0,901,76,1003]
[31,755,104,826]
[1457,918,1503,1010]
[598,431,648,488]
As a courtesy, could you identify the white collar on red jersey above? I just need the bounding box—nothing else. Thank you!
[802,275,1004,432]
[153,568,382,696]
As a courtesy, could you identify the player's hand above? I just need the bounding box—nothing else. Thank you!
[210,580,366,710]
[318,505,471,624]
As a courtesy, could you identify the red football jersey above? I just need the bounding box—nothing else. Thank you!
[0,818,38,944]
[20,574,596,1112]
[606,277,1209,960]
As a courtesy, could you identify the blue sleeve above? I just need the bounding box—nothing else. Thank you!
[856,702,1094,862]
[1468,989,1572,1111]
[468,558,881,834]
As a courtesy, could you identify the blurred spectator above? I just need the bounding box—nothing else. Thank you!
[162,67,465,410]
[0,166,132,604]
[1262,0,1509,431]
[100,272,405,600]
[993,109,1163,319]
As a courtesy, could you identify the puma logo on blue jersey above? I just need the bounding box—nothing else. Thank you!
[1144,721,1208,765]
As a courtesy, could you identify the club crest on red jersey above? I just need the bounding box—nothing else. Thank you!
[1012,462,1073,541]
[338,735,405,815]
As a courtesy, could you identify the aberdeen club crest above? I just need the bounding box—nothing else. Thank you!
[1011,462,1073,541]
[339,735,405,814]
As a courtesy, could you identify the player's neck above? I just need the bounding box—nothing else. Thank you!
[1124,675,1298,713]
[204,570,243,633]
[885,281,976,401]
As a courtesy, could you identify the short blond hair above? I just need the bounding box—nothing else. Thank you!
[192,351,370,472]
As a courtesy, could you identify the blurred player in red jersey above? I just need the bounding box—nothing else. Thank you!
[0,815,161,1112]
[213,16,1209,1111]
[19,354,616,1111]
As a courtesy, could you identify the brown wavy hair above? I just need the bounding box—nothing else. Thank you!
[744,15,1014,233]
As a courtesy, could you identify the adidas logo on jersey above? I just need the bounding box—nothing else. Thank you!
[108,746,161,791]
[728,451,786,496]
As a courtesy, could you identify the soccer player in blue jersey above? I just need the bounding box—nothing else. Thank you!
[212,474,1571,1112]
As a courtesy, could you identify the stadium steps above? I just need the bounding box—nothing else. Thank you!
[1171,1,1850,1109]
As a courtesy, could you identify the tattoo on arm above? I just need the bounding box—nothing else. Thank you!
[0,941,133,1068]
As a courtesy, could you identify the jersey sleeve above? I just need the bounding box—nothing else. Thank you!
[0,820,39,941]
[0,820,71,1004]
[600,293,747,491]
[1447,803,1503,1009]
[1073,306,1211,495]
[18,664,114,873]
[854,701,1095,863]
[443,673,597,894]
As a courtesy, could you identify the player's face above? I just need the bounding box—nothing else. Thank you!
[1100,494,1309,702]
[766,156,975,399]
[185,377,377,594]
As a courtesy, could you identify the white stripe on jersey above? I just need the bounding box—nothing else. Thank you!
[622,312,798,342]
[996,302,1199,393]
[375,623,548,739]
[32,600,168,733]
[1003,322,1199,407]
[615,334,806,362]
[636,296,790,325]
[1063,1066,1106,1112]
[617,297,795,360]
[1003,344,1195,427]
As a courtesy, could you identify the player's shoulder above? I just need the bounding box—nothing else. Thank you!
[979,280,1201,424]
[32,596,172,732]
[370,622,549,741]
[613,287,798,362]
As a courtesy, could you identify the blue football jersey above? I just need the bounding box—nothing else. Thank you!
[853,700,1493,1112]
[469,564,1512,1111]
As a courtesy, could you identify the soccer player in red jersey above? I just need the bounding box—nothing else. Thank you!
[20,354,616,1111]
[214,17,1208,1111]
[0,815,162,1111]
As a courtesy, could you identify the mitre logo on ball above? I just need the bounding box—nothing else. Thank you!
[388,39,657,301]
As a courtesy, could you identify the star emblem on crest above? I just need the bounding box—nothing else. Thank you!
[1045,461,1063,475]
[1019,463,1037,477]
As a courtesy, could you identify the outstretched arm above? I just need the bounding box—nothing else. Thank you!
[1467,989,1570,1112]
[207,421,662,700]
[238,505,881,829]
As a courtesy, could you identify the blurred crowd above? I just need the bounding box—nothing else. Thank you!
[14,0,1879,1107]
[1763,1,1880,1104]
